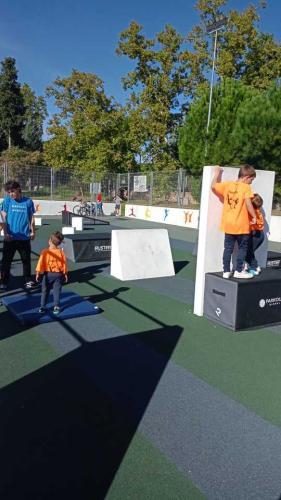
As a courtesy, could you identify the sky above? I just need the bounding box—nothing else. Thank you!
[0,0,280,133]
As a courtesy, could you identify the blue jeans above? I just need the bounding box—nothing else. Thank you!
[41,272,63,308]
[223,233,249,273]
[245,230,265,269]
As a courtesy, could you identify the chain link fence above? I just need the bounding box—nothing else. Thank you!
[0,163,201,208]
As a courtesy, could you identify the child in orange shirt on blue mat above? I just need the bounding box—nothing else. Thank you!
[36,231,68,315]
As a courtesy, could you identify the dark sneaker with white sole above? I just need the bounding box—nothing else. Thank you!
[24,281,38,289]
[39,307,46,314]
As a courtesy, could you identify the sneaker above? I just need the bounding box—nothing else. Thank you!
[249,268,259,276]
[223,272,232,279]
[39,307,46,314]
[233,270,253,279]
[24,280,38,289]
[0,283,8,291]
[53,306,60,315]
[256,266,261,274]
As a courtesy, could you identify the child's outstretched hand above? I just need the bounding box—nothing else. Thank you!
[36,273,41,282]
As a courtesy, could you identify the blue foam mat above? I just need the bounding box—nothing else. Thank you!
[2,291,101,325]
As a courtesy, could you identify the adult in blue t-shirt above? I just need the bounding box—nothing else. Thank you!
[0,180,36,290]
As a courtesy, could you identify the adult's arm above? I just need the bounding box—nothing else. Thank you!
[30,216,35,240]
[29,200,36,240]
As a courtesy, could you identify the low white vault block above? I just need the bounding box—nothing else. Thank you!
[110,229,175,281]
[71,217,83,231]
[34,217,42,226]
[62,226,75,235]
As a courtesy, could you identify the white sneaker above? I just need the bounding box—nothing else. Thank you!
[233,270,253,279]
[256,266,261,274]
[223,272,232,279]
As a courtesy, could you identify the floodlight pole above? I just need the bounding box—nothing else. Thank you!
[206,28,218,134]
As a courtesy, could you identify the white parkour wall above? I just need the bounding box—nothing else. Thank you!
[71,217,83,230]
[193,166,275,316]
[110,229,175,280]
[125,204,199,229]
[269,216,281,243]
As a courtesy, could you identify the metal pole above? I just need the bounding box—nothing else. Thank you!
[50,168,53,200]
[127,172,130,203]
[150,172,153,206]
[206,28,218,134]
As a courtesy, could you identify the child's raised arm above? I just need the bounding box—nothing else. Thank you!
[211,166,222,193]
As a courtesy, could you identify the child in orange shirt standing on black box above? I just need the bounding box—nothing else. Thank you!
[245,193,264,275]
[211,164,257,279]
[35,231,68,315]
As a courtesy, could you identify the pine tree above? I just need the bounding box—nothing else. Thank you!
[21,84,47,151]
[0,57,25,149]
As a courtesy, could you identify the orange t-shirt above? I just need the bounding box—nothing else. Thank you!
[36,248,68,274]
[213,181,253,234]
[251,208,264,231]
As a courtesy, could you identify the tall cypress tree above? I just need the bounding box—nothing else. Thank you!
[0,57,25,149]
[21,83,47,151]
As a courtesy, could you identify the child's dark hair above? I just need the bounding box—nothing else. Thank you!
[5,180,21,191]
[238,164,256,179]
[252,193,263,209]
[50,231,64,247]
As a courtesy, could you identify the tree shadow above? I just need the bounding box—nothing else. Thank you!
[68,263,110,284]
[85,286,130,305]
[0,309,26,339]
[0,322,182,500]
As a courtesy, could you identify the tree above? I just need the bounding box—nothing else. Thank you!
[189,1,281,91]
[0,57,25,149]
[118,3,281,170]
[21,84,47,151]
[232,84,281,173]
[117,22,193,170]
[178,79,281,175]
[178,78,259,173]
[44,70,136,178]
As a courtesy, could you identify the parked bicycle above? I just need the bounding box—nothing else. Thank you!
[72,201,96,217]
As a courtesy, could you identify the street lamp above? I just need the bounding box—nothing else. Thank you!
[205,15,227,135]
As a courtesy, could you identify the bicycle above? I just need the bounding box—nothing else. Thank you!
[72,201,96,217]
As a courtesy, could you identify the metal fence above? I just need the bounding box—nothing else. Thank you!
[0,163,202,208]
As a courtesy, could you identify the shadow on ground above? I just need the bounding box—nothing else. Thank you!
[174,260,190,274]
[0,324,182,499]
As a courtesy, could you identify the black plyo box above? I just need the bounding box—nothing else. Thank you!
[62,210,72,225]
[63,233,111,262]
[266,251,281,269]
[204,269,281,330]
